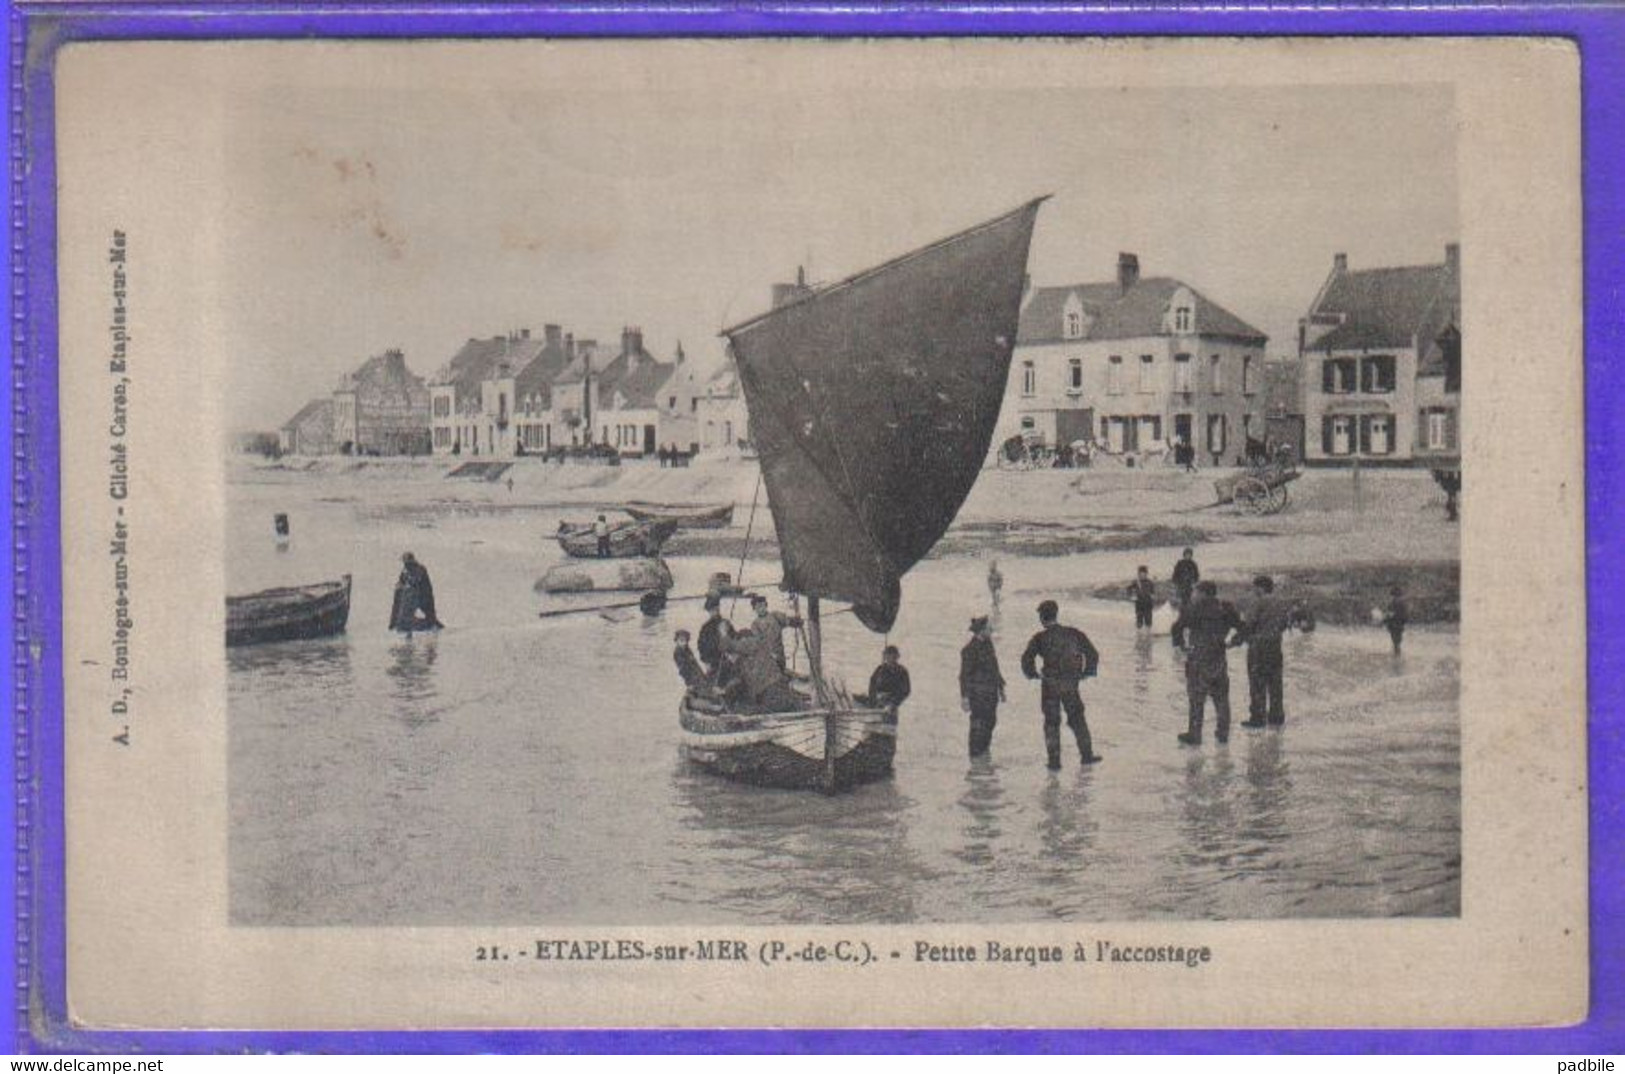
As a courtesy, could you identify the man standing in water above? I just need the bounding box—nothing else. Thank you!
[1383,585,1410,654]
[389,552,444,633]
[1171,580,1244,746]
[1127,565,1157,631]
[1172,548,1201,609]
[960,615,1005,759]
[1240,575,1292,728]
[987,560,1004,607]
[593,514,613,558]
[1021,600,1102,769]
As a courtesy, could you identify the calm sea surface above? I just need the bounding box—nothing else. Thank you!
[228,470,1459,925]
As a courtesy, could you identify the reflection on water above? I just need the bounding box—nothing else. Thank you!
[227,477,1460,926]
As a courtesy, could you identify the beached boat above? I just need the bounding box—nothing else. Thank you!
[679,197,1046,793]
[554,518,678,559]
[226,575,352,647]
[623,501,734,529]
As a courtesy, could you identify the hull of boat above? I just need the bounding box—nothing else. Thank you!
[555,519,678,559]
[679,697,897,793]
[624,502,734,529]
[226,575,352,647]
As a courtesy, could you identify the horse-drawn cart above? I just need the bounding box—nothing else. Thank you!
[1213,460,1301,515]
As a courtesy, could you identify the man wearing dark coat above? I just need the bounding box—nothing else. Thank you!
[959,615,1006,758]
[1241,575,1292,728]
[673,630,708,692]
[1172,548,1201,608]
[1127,566,1157,631]
[389,552,443,633]
[1021,600,1102,769]
[696,596,736,686]
[866,646,912,709]
[1171,580,1244,745]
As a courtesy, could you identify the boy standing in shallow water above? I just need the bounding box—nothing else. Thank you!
[1383,586,1410,654]
[1127,566,1157,631]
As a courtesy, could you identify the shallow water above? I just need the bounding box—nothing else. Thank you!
[227,472,1459,925]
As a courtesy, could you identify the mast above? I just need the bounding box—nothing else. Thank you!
[806,596,827,705]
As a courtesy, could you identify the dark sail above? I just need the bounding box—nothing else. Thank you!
[724,198,1046,633]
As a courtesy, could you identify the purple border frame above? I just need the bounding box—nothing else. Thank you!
[4,2,1618,1054]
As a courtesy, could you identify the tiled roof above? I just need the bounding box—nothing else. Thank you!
[1305,262,1457,353]
[1018,277,1266,345]
[281,397,333,432]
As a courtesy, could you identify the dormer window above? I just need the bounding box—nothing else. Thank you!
[1065,311,1083,340]
[1174,305,1193,334]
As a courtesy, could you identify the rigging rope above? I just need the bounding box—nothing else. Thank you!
[729,468,765,620]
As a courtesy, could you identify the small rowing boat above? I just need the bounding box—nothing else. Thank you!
[555,518,678,559]
[226,575,352,647]
[622,502,734,529]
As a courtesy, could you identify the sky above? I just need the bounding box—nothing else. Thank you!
[193,43,1458,432]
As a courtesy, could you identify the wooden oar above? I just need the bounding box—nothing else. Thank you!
[536,592,714,620]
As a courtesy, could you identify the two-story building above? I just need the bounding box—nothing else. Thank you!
[1298,244,1460,465]
[1001,253,1269,464]
[329,348,431,455]
[430,334,513,456]
[550,327,682,456]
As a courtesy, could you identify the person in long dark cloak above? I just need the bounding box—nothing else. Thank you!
[389,552,443,633]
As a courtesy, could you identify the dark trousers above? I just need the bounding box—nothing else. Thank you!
[1185,659,1231,741]
[1247,640,1285,724]
[597,536,611,558]
[1175,585,1193,608]
[1134,600,1154,629]
[1387,622,1406,651]
[966,689,999,758]
[1041,679,1093,765]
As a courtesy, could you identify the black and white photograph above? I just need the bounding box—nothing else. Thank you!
[52,38,1583,1029]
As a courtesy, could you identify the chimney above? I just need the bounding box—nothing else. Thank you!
[544,324,563,350]
[1117,252,1140,291]
[621,326,643,359]
[1334,252,1348,273]
[674,341,686,365]
[564,332,575,360]
[1445,243,1460,272]
[796,265,806,288]
[520,327,530,340]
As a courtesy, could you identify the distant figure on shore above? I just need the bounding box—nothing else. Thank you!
[1383,586,1409,655]
[1172,548,1201,608]
[1171,581,1243,746]
[673,629,707,692]
[1241,575,1291,729]
[697,595,736,686]
[1175,436,1197,473]
[866,646,912,709]
[594,514,612,558]
[1127,565,1157,631]
[388,552,443,633]
[506,475,514,493]
[1289,600,1317,634]
[1021,600,1102,769]
[960,615,1005,759]
[987,560,1004,606]
[748,594,803,672]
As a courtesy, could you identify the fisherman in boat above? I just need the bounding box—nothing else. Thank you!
[1020,600,1103,769]
[864,645,912,709]
[594,514,613,558]
[748,594,803,672]
[672,630,708,694]
[725,626,805,713]
[1171,580,1245,747]
[959,615,1006,759]
[388,552,443,633]
[697,596,737,687]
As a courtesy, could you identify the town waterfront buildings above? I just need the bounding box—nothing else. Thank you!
[280,348,430,456]
[999,253,1269,464]
[1298,244,1461,465]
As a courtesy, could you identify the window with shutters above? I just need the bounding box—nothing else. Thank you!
[1366,414,1394,455]
[1210,355,1224,395]
[1323,359,1357,394]
[1108,356,1124,395]
[1422,407,1457,451]
[1207,413,1227,455]
[1068,358,1083,392]
[1139,354,1155,393]
[1242,355,1256,395]
[1361,355,1397,394]
[1174,353,1193,393]
[1325,415,1354,456]
[1021,361,1036,397]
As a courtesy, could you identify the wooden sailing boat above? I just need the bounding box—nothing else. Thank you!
[678,197,1047,793]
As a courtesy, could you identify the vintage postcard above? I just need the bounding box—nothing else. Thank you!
[50,37,1583,1029]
